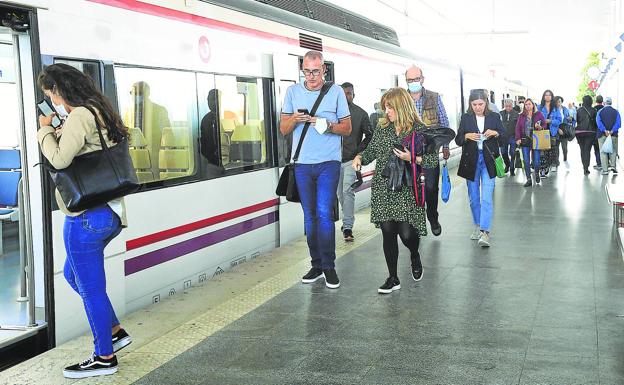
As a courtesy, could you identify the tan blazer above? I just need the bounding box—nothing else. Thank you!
[37,106,128,226]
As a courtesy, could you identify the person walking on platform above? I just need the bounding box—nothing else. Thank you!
[576,95,599,175]
[456,90,503,247]
[593,95,605,170]
[499,99,519,176]
[352,88,427,294]
[515,98,546,187]
[37,64,132,379]
[513,96,525,113]
[556,96,574,164]
[338,82,373,242]
[538,90,562,176]
[280,50,352,289]
[597,97,621,174]
[405,65,450,236]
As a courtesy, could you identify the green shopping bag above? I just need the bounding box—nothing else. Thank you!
[484,142,506,178]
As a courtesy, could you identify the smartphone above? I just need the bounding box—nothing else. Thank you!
[37,100,62,128]
[393,143,405,151]
[297,108,310,115]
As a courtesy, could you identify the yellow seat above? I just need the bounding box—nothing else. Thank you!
[220,119,237,133]
[161,127,189,148]
[159,149,190,169]
[231,124,262,142]
[129,128,147,148]
[230,124,263,162]
[129,148,151,169]
[136,171,154,183]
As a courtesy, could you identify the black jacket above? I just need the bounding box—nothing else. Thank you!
[576,105,598,136]
[499,109,519,141]
[455,112,504,181]
[342,102,373,162]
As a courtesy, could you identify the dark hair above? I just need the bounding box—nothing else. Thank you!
[520,98,537,116]
[37,63,128,143]
[467,89,491,115]
[540,89,554,110]
[555,95,564,103]
[518,96,526,102]
[596,95,603,104]
[582,95,593,108]
[341,82,354,90]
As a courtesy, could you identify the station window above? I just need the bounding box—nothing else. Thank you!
[54,59,101,90]
[114,66,198,184]
[212,74,268,169]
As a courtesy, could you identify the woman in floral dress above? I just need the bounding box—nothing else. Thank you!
[352,88,427,294]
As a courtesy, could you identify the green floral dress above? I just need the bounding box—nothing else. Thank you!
[360,123,427,236]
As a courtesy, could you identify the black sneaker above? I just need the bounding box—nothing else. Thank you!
[411,265,423,282]
[112,328,132,353]
[431,222,442,236]
[343,229,354,242]
[301,268,324,284]
[63,354,118,379]
[378,277,401,294]
[611,167,618,174]
[523,179,532,187]
[323,269,340,289]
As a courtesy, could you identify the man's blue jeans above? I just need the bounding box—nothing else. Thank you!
[294,161,341,270]
[521,147,540,178]
[466,152,495,232]
[63,205,122,356]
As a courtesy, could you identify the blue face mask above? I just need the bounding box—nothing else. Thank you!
[407,82,422,93]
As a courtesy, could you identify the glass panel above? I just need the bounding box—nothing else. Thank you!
[277,80,295,167]
[196,72,228,179]
[214,75,268,169]
[53,59,101,90]
[115,67,198,183]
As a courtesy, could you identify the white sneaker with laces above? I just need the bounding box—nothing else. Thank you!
[470,226,481,240]
[478,232,491,248]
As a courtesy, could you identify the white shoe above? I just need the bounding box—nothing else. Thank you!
[470,226,481,240]
[602,170,610,175]
[478,232,490,248]
[564,161,570,168]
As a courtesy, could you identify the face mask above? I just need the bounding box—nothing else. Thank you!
[518,103,524,110]
[53,102,69,117]
[407,82,422,93]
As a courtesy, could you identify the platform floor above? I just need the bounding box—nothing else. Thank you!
[2,158,624,385]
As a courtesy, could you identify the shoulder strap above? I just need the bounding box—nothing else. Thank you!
[291,81,334,163]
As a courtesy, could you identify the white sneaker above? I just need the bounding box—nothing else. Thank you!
[602,170,610,175]
[470,226,481,240]
[478,232,490,247]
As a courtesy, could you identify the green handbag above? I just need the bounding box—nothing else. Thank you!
[484,141,506,178]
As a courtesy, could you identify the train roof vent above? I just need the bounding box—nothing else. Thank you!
[254,0,400,46]
[299,33,323,51]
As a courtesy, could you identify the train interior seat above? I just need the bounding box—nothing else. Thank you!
[128,128,154,183]
[229,123,262,163]
[159,127,192,179]
[0,149,21,254]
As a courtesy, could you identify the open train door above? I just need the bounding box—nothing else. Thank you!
[0,3,50,368]
[272,53,304,246]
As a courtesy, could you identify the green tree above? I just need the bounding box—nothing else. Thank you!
[578,52,600,101]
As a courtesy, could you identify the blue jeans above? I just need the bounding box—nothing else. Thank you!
[294,161,340,270]
[63,205,122,356]
[466,153,495,232]
[521,147,540,178]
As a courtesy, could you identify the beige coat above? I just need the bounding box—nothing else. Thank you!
[37,106,128,226]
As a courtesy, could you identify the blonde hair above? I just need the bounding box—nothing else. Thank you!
[378,88,423,132]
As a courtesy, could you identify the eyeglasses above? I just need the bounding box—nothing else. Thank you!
[406,77,423,83]
[302,69,322,77]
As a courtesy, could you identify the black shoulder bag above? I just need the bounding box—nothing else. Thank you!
[276,82,333,202]
[46,107,140,212]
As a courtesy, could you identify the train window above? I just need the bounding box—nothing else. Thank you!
[214,74,269,169]
[114,66,198,184]
[53,59,101,90]
[277,80,296,167]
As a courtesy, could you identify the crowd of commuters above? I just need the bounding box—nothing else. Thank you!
[37,49,623,379]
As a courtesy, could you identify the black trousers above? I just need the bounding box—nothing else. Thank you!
[592,138,602,166]
[380,221,421,279]
[578,135,594,171]
[424,165,440,226]
[559,139,568,161]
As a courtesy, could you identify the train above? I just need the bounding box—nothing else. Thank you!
[0,0,527,365]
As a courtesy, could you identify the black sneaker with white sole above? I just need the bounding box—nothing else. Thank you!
[63,354,118,379]
[411,265,423,282]
[323,269,340,289]
[302,268,324,284]
[378,277,401,294]
[112,328,132,353]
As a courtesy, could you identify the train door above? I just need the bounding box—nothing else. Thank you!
[273,53,302,246]
[0,5,48,367]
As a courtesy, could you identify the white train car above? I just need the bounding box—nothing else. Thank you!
[0,0,516,366]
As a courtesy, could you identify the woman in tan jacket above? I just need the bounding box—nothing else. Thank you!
[37,64,131,379]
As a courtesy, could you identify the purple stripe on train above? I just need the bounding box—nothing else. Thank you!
[124,211,278,276]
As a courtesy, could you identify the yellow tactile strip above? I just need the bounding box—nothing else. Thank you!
[0,208,378,385]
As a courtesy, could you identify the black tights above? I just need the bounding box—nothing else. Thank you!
[380,221,421,278]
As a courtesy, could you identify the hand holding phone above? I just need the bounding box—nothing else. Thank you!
[37,100,62,128]
[297,108,310,115]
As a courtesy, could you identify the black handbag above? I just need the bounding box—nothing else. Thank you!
[520,136,532,147]
[47,107,140,212]
[276,82,333,202]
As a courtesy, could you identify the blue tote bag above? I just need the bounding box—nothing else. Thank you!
[441,161,451,203]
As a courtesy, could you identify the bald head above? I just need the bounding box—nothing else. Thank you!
[405,65,423,80]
